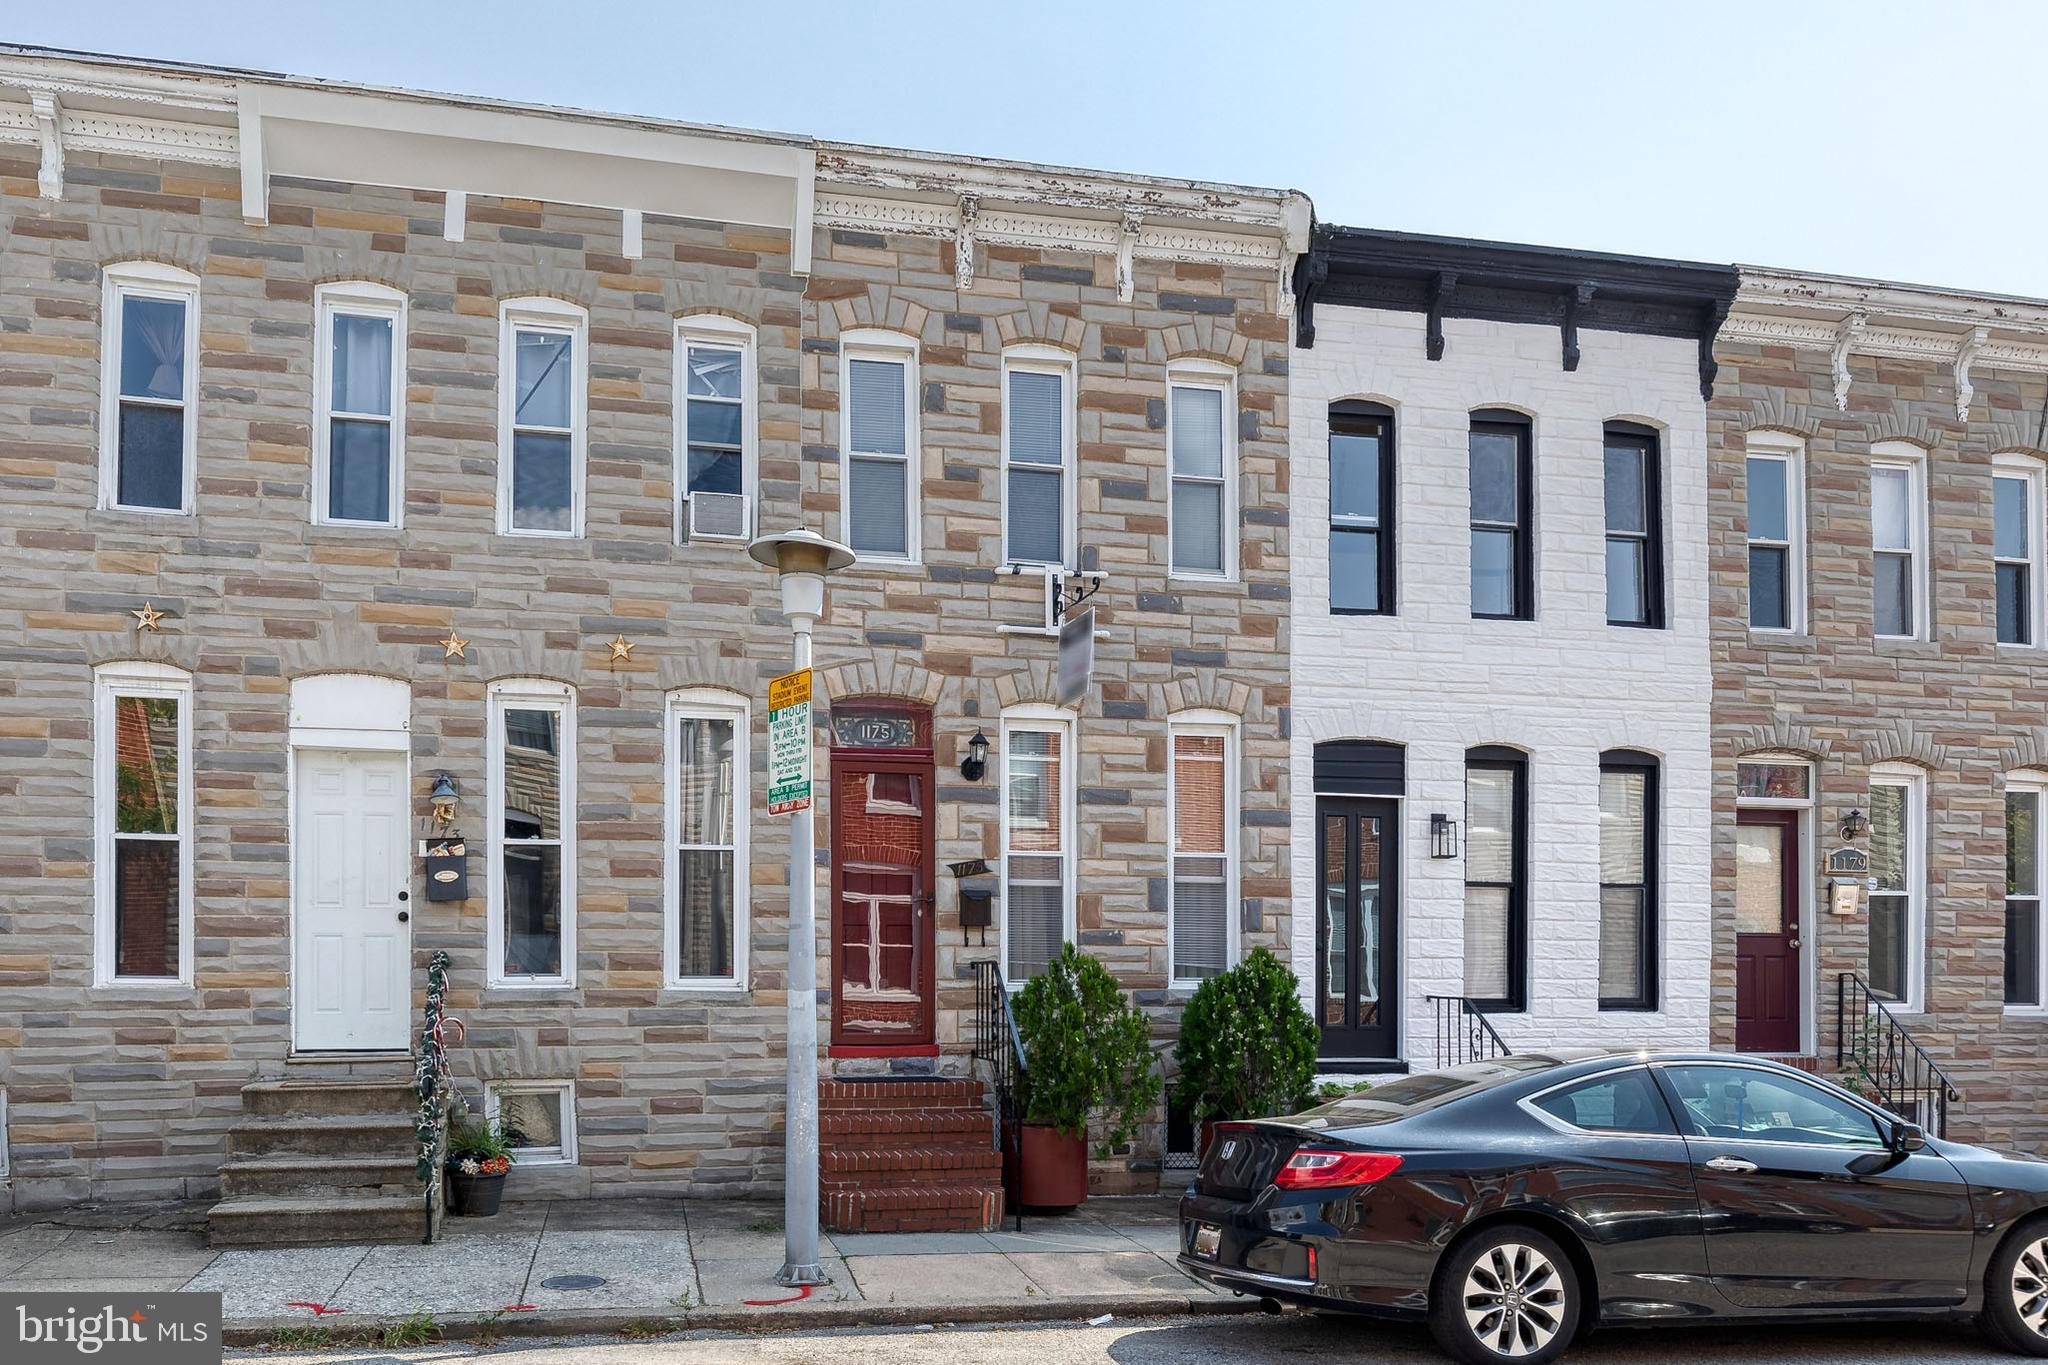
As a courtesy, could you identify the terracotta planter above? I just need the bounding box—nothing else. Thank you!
[445,1167,507,1216]
[1017,1123,1088,1210]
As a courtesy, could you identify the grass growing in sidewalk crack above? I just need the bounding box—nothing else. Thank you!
[618,1318,680,1340]
[669,1289,696,1310]
[474,1310,506,1348]
[371,1311,439,1348]
[264,1327,333,1351]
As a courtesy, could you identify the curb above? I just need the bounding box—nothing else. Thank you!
[223,1292,1266,1346]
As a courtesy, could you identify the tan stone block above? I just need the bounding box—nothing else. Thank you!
[0,334,96,357]
[169,1046,232,1061]
[314,208,410,233]
[95,550,159,574]
[313,546,400,566]
[206,255,265,278]
[0,718,49,737]
[361,604,453,626]
[248,443,307,464]
[198,971,286,988]
[26,612,125,632]
[16,1124,94,1143]
[629,1150,698,1169]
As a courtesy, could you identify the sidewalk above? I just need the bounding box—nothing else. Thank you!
[0,1195,1254,1343]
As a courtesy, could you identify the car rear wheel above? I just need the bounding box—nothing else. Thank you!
[1983,1222,2048,1358]
[1428,1225,1582,1365]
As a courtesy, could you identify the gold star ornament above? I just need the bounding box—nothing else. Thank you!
[439,631,468,660]
[132,602,166,632]
[606,634,634,663]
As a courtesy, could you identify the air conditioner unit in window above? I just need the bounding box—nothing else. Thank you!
[688,492,749,540]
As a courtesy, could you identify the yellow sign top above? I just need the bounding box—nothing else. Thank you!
[768,668,813,712]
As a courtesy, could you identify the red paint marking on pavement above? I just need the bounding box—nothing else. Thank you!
[284,1303,344,1316]
[502,1304,537,1312]
[742,1285,816,1307]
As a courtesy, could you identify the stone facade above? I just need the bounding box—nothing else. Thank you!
[1710,271,2048,1149]
[0,53,1301,1210]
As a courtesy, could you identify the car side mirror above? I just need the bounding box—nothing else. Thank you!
[1889,1119,1927,1155]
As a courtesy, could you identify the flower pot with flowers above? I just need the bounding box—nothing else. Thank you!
[445,1116,514,1216]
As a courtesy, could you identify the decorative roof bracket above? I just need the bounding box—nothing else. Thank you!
[1954,326,1988,421]
[1699,297,1731,401]
[954,192,980,292]
[1561,283,1595,372]
[1115,212,1141,303]
[30,89,62,200]
[1426,270,1459,361]
[1831,311,1868,411]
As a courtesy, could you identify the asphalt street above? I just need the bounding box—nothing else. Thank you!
[236,1312,2019,1364]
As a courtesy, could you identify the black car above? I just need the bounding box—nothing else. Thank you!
[1178,1050,2048,1363]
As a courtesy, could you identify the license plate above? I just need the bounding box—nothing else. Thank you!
[1190,1224,1221,1259]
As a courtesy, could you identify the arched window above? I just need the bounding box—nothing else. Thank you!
[1329,401,1394,615]
[675,313,758,542]
[1598,749,1659,1010]
[488,678,577,985]
[1169,710,1239,985]
[1000,703,1075,979]
[314,281,406,527]
[1745,431,1806,632]
[1994,451,2045,646]
[499,297,587,537]
[94,661,194,986]
[667,687,750,988]
[99,261,200,515]
[1469,410,1533,620]
[1464,745,1527,1008]
[840,329,920,563]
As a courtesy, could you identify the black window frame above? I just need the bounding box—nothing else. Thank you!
[1597,748,1659,1011]
[1329,401,1396,616]
[1469,411,1534,621]
[1602,423,1664,629]
[1463,744,1528,1012]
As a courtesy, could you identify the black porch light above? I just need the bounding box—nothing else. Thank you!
[429,772,460,825]
[960,729,990,782]
[1840,807,1870,842]
[1430,812,1459,859]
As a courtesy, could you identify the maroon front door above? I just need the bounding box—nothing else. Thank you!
[828,702,935,1050]
[1735,809,1802,1053]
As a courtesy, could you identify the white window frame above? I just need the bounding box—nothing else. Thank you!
[999,704,1077,984]
[99,261,200,516]
[2007,770,2048,1015]
[839,328,921,565]
[664,687,750,990]
[484,1080,577,1166]
[1166,360,1238,582]
[0,1088,8,1179]
[673,314,758,543]
[487,678,577,988]
[497,296,587,538]
[1168,710,1240,989]
[1000,344,1078,569]
[313,281,407,529]
[1870,440,1930,641]
[1867,762,1926,1013]
[93,661,195,989]
[1994,452,2045,649]
[1745,431,1806,634]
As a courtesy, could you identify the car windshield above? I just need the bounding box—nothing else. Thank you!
[1288,1054,1574,1127]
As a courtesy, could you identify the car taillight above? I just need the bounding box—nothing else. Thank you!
[1272,1147,1403,1190]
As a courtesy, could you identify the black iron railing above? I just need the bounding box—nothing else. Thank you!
[413,950,459,1244]
[969,959,1026,1231]
[1425,994,1513,1070]
[1835,972,1962,1138]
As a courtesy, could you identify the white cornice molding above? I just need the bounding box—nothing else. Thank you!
[0,101,239,172]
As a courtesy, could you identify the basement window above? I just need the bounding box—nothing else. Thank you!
[486,1081,577,1166]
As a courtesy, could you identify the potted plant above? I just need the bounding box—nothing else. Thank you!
[1172,946,1317,1156]
[1011,944,1159,1210]
[445,1116,514,1216]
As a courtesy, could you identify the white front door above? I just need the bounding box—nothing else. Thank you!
[294,748,411,1051]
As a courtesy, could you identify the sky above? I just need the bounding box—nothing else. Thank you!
[13,1,2048,296]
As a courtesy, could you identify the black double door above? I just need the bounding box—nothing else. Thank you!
[1316,796,1398,1061]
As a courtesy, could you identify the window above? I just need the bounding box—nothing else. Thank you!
[1599,751,1658,1010]
[1531,1067,1675,1136]
[1995,455,2043,646]
[667,689,747,988]
[1745,435,1805,631]
[1003,347,1075,567]
[1002,709,1074,979]
[485,1082,576,1166]
[1329,402,1394,614]
[498,298,586,537]
[1604,424,1663,627]
[1169,363,1235,578]
[2008,779,2046,1008]
[841,331,918,561]
[489,681,575,986]
[1871,443,1928,639]
[1464,747,1527,1009]
[93,662,194,987]
[1736,760,1811,803]
[676,315,757,541]
[99,262,199,514]
[1469,413,1532,619]
[1170,717,1238,985]
[1660,1064,1885,1149]
[1867,765,1923,1008]
[314,283,405,527]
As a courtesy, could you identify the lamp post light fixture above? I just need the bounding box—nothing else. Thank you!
[746,526,855,1290]
[1430,812,1460,859]
[960,728,989,782]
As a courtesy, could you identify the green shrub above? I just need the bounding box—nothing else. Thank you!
[446,1115,513,1164]
[1012,943,1161,1146]
[1172,946,1317,1126]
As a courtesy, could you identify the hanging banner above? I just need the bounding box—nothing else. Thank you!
[767,667,813,815]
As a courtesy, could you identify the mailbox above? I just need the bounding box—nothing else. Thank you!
[424,838,469,902]
[958,879,996,930]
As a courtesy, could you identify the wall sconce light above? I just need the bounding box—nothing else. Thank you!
[1840,807,1869,842]
[1430,813,1459,859]
[429,772,460,826]
[960,729,989,782]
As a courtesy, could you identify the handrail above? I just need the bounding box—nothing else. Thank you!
[1424,993,1513,1070]
[969,959,1026,1232]
[1835,971,1962,1137]
[413,949,457,1244]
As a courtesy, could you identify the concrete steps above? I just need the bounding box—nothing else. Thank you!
[207,1193,430,1248]
[818,1078,1004,1233]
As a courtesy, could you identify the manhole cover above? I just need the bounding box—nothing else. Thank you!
[540,1275,608,1291]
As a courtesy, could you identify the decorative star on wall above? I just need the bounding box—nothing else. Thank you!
[440,631,468,660]
[606,634,634,663]
[132,602,166,632]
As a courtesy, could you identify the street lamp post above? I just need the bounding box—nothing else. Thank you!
[748,527,855,1288]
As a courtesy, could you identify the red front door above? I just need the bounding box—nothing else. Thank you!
[829,739,935,1050]
[1735,809,1802,1053]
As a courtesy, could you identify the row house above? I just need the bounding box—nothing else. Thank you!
[1287,227,1737,1070]
[0,46,1309,1231]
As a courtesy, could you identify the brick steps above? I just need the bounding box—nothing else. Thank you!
[817,1077,1003,1233]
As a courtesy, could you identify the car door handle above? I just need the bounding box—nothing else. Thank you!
[1705,1155,1758,1174]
